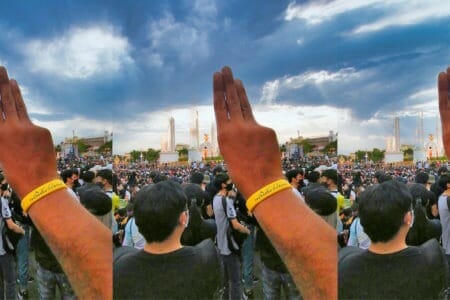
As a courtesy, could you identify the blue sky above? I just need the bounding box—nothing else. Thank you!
[0,0,449,154]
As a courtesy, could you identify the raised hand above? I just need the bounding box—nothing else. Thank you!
[0,67,59,198]
[439,67,450,157]
[213,66,283,198]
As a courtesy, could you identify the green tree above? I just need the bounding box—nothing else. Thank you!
[370,148,385,162]
[301,140,314,154]
[178,147,188,156]
[354,150,367,162]
[325,140,337,154]
[76,140,89,154]
[146,148,160,162]
[98,140,112,154]
[130,150,142,162]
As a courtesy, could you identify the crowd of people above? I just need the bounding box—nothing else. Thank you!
[0,64,448,300]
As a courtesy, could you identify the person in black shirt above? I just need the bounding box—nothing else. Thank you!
[339,180,448,299]
[114,181,222,299]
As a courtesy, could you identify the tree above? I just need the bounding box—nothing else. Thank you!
[76,140,89,154]
[301,140,314,154]
[355,150,367,162]
[370,148,385,162]
[146,148,160,162]
[178,147,188,156]
[130,150,142,162]
[98,140,112,154]
[325,140,337,154]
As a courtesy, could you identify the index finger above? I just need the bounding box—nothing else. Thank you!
[10,79,31,123]
[213,71,228,134]
[439,68,450,112]
[0,68,19,123]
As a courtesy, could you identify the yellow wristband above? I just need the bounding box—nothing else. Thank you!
[21,179,67,213]
[246,179,292,212]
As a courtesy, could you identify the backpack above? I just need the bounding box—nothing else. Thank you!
[221,196,248,254]
[0,198,22,254]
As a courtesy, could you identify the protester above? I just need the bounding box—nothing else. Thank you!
[339,180,448,298]
[0,66,111,298]
[113,181,222,299]
[213,66,336,299]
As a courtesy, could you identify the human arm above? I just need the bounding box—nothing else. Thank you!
[5,218,25,235]
[213,66,336,299]
[0,67,111,298]
[431,204,439,217]
[438,67,450,157]
[230,218,250,234]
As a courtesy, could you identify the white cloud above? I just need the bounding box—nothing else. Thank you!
[147,11,210,66]
[285,0,380,24]
[23,25,133,79]
[352,2,450,34]
[285,0,450,35]
[261,68,360,104]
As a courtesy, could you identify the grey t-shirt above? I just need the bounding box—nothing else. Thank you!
[0,197,12,256]
[212,194,237,255]
[438,194,450,254]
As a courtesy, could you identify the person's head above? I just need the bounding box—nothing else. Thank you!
[304,186,337,216]
[213,173,232,191]
[61,169,78,185]
[359,180,412,243]
[439,173,450,191]
[212,165,224,177]
[96,169,113,189]
[134,181,188,243]
[190,172,204,185]
[307,171,321,184]
[79,187,112,216]
[183,183,207,207]
[286,169,302,186]
[438,166,448,176]
[81,170,95,184]
[415,172,429,185]
[320,169,338,188]
[0,173,8,192]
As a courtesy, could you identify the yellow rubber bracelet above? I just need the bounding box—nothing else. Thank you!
[21,179,67,213]
[246,179,292,212]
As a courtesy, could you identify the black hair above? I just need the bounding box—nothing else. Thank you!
[61,169,77,183]
[322,169,338,184]
[81,170,95,183]
[307,171,320,183]
[134,181,187,243]
[213,173,230,190]
[96,169,113,185]
[79,187,112,216]
[359,180,412,243]
[406,183,433,246]
[304,186,337,216]
[285,169,301,184]
[438,173,450,192]
[190,172,204,185]
[415,172,429,184]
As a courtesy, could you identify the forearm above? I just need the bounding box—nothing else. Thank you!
[254,188,337,299]
[29,188,112,299]
[6,219,24,234]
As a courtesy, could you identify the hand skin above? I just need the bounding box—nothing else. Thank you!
[0,67,111,299]
[439,67,450,157]
[213,66,337,299]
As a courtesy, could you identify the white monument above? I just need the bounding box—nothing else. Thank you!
[414,111,427,162]
[385,116,404,163]
[160,116,179,163]
[188,111,202,162]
